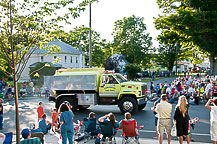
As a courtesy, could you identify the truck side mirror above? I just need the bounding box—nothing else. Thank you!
[101,83,105,87]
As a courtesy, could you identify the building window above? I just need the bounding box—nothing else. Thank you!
[71,56,73,63]
[76,57,78,63]
[40,56,44,62]
[65,56,67,63]
[54,56,57,59]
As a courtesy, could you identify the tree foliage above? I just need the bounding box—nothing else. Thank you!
[0,0,96,143]
[112,15,153,65]
[154,0,217,74]
[60,25,109,67]
[124,64,141,80]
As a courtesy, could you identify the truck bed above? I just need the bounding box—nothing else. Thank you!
[44,75,97,91]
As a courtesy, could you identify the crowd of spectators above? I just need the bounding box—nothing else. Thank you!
[149,75,217,105]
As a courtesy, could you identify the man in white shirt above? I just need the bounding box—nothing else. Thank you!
[166,84,172,97]
[204,80,212,100]
[205,98,217,143]
[188,85,195,96]
[156,94,172,144]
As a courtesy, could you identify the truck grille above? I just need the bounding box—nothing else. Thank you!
[141,85,147,96]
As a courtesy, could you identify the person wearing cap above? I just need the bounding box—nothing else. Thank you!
[155,94,172,144]
[20,128,41,144]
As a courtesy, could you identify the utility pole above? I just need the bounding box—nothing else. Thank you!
[89,1,92,68]
[176,44,178,76]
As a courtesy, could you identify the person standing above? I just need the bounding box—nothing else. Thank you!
[156,94,172,144]
[6,85,12,100]
[150,81,154,94]
[205,98,217,144]
[37,102,44,122]
[174,96,190,144]
[151,101,159,139]
[0,98,4,130]
[204,80,212,101]
[59,103,74,144]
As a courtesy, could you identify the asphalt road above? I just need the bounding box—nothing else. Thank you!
[2,97,211,143]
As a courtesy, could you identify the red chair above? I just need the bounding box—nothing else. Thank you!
[120,119,142,144]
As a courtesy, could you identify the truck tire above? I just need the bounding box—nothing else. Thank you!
[138,103,147,110]
[119,97,138,114]
[56,97,75,111]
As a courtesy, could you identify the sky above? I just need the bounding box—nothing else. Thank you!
[66,0,162,47]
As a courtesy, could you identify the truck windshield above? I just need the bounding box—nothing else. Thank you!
[114,74,127,83]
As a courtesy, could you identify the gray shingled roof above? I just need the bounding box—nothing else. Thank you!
[34,39,86,55]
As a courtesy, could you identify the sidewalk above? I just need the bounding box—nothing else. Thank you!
[41,132,210,144]
[74,137,210,144]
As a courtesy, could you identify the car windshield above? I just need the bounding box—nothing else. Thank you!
[114,74,127,83]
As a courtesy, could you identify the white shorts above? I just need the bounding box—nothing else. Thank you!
[211,121,217,141]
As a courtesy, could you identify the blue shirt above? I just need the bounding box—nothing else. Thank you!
[31,128,42,133]
[60,110,74,130]
[155,86,160,94]
[39,119,48,134]
[103,119,119,133]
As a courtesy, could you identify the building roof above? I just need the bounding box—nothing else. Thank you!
[29,62,62,68]
[33,39,86,55]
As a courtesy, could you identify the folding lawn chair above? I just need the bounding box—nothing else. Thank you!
[31,132,44,144]
[99,121,116,144]
[3,132,13,144]
[120,119,142,144]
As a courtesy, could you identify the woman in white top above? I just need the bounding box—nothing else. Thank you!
[205,98,217,144]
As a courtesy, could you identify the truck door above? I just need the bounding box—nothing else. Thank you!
[99,74,121,97]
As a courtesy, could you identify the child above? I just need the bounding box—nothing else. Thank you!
[37,102,44,122]
[50,108,59,133]
[151,101,159,139]
[39,114,52,134]
[205,98,217,144]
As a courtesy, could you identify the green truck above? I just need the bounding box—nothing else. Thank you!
[46,68,148,114]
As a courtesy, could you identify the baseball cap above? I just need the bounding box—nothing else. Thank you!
[21,128,30,137]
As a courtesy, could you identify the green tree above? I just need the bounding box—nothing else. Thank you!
[124,64,141,80]
[112,15,153,65]
[154,0,217,74]
[0,0,95,143]
[157,44,177,72]
[60,25,108,67]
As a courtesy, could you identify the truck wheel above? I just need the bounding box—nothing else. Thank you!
[119,97,138,114]
[56,97,74,111]
[138,103,147,110]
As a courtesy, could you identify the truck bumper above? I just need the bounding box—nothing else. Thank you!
[48,96,56,102]
[137,97,148,105]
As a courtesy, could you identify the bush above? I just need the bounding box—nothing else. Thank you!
[124,64,141,80]
[29,62,60,87]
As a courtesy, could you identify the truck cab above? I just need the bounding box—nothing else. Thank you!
[47,68,148,114]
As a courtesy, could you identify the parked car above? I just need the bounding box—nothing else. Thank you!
[136,73,143,78]
[142,71,149,77]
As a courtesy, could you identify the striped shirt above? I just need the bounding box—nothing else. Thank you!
[20,137,41,144]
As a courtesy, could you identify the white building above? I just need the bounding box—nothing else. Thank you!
[20,39,86,81]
